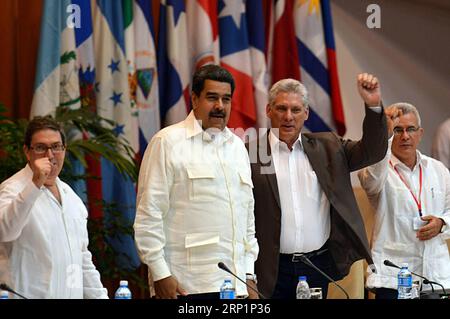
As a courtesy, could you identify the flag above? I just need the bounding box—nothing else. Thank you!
[158,0,190,126]
[92,0,140,269]
[269,0,345,134]
[134,0,161,158]
[294,0,345,134]
[271,0,300,84]
[186,0,220,71]
[321,0,346,135]
[246,0,269,129]
[71,0,103,218]
[218,0,256,130]
[31,0,80,118]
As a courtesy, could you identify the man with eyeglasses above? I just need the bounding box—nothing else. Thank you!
[0,116,108,299]
[359,103,450,299]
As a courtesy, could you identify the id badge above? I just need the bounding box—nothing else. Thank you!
[413,216,427,230]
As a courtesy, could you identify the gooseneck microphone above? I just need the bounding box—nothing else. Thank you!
[297,254,350,299]
[383,260,447,295]
[217,262,266,299]
[0,283,28,299]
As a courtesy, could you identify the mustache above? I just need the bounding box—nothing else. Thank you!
[209,110,226,118]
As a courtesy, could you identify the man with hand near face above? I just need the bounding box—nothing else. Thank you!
[358,103,450,299]
[134,64,259,299]
[0,116,108,299]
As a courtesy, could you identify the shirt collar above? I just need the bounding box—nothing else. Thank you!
[268,129,303,151]
[184,110,233,144]
[390,149,429,171]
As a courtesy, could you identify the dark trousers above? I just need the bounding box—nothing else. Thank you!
[271,245,338,299]
[375,288,398,299]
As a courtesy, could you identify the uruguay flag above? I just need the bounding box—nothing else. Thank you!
[92,0,140,269]
[295,0,346,134]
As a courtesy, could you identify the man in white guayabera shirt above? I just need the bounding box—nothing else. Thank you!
[134,64,259,299]
[0,116,108,299]
[359,103,450,299]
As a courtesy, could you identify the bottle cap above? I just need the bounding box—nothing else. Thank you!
[401,263,408,268]
[298,276,307,281]
[120,280,128,286]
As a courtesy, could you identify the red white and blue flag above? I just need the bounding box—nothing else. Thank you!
[272,0,345,134]
[157,0,190,126]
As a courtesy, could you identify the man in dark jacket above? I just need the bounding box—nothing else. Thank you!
[248,73,388,299]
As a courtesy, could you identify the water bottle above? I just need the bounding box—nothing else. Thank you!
[397,263,412,299]
[296,276,311,299]
[219,278,236,299]
[0,290,8,299]
[115,280,132,299]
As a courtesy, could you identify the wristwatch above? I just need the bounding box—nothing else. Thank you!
[439,218,447,233]
[246,273,257,284]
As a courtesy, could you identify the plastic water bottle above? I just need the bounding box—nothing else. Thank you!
[296,276,311,299]
[219,278,236,299]
[115,280,132,299]
[397,263,412,299]
[0,290,8,299]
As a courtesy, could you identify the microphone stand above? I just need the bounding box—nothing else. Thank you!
[0,283,28,299]
[217,262,266,299]
[383,260,447,297]
[298,254,350,299]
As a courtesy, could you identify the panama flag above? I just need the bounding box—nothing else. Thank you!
[30,0,80,118]
[246,0,269,129]
[294,0,345,134]
[186,0,220,71]
[219,0,256,130]
[158,0,190,126]
[92,0,140,269]
[134,0,161,158]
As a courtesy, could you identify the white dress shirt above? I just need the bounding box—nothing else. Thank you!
[358,139,450,289]
[0,165,108,299]
[134,111,258,296]
[269,131,331,254]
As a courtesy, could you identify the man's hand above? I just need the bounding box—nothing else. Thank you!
[416,216,444,241]
[357,73,381,107]
[31,158,53,188]
[154,276,187,299]
[385,106,403,137]
[246,279,260,299]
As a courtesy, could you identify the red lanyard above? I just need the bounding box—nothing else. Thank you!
[390,160,423,216]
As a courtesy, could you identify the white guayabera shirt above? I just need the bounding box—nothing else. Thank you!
[359,139,450,290]
[135,111,259,297]
[0,165,108,299]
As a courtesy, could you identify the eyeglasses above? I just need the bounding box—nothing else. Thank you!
[29,143,65,154]
[393,126,420,136]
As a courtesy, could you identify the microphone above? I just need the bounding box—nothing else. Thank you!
[217,262,266,299]
[0,283,28,299]
[383,260,447,296]
[297,254,350,299]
